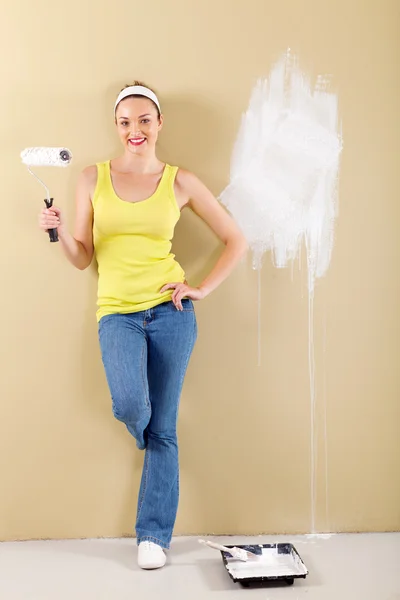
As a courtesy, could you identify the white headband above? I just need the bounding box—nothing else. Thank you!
[114,85,161,115]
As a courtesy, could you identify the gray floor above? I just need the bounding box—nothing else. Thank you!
[0,533,399,599]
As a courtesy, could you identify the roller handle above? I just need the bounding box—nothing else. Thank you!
[44,198,59,243]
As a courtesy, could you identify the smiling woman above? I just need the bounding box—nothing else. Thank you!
[114,82,163,158]
[38,80,247,570]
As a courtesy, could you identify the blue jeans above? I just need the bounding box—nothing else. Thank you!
[98,299,197,549]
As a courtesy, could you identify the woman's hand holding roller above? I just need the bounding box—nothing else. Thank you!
[39,206,65,235]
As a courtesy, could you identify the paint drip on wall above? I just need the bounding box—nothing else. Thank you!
[219,49,343,532]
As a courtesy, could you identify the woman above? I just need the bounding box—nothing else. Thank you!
[39,81,247,569]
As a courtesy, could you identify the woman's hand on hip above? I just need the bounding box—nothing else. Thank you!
[160,282,205,311]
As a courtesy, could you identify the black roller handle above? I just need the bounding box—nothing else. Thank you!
[44,198,59,243]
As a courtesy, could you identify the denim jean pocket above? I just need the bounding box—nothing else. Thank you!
[181,298,195,311]
[98,314,114,336]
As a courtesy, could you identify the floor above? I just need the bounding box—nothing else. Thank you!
[0,533,399,600]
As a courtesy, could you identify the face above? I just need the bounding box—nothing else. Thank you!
[115,96,163,155]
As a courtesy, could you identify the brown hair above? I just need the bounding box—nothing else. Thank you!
[117,81,161,119]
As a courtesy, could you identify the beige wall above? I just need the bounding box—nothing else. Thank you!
[1,0,399,541]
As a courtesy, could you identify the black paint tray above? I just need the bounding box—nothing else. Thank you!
[220,543,308,587]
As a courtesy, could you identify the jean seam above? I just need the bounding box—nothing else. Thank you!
[137,449,150,519]
[141,341,150,409]
[178,314,197,388]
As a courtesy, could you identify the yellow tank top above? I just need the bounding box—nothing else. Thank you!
[92,161,186,321]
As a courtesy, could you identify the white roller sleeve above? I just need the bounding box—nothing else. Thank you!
[21,147,72,167]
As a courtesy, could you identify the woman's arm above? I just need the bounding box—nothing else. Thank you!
[40,166,96,270]
[161,169,248,309]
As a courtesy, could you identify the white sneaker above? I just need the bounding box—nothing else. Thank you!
[138,541,167,569]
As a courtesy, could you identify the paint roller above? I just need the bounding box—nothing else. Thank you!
[20,147,73,242]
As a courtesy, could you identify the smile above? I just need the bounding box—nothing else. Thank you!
[128,138,146,147]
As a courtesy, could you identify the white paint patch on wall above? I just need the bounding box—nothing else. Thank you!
[220,49,342,284]
[219,49,343,533]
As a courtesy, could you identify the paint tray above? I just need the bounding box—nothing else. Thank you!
[220,543,308,587]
